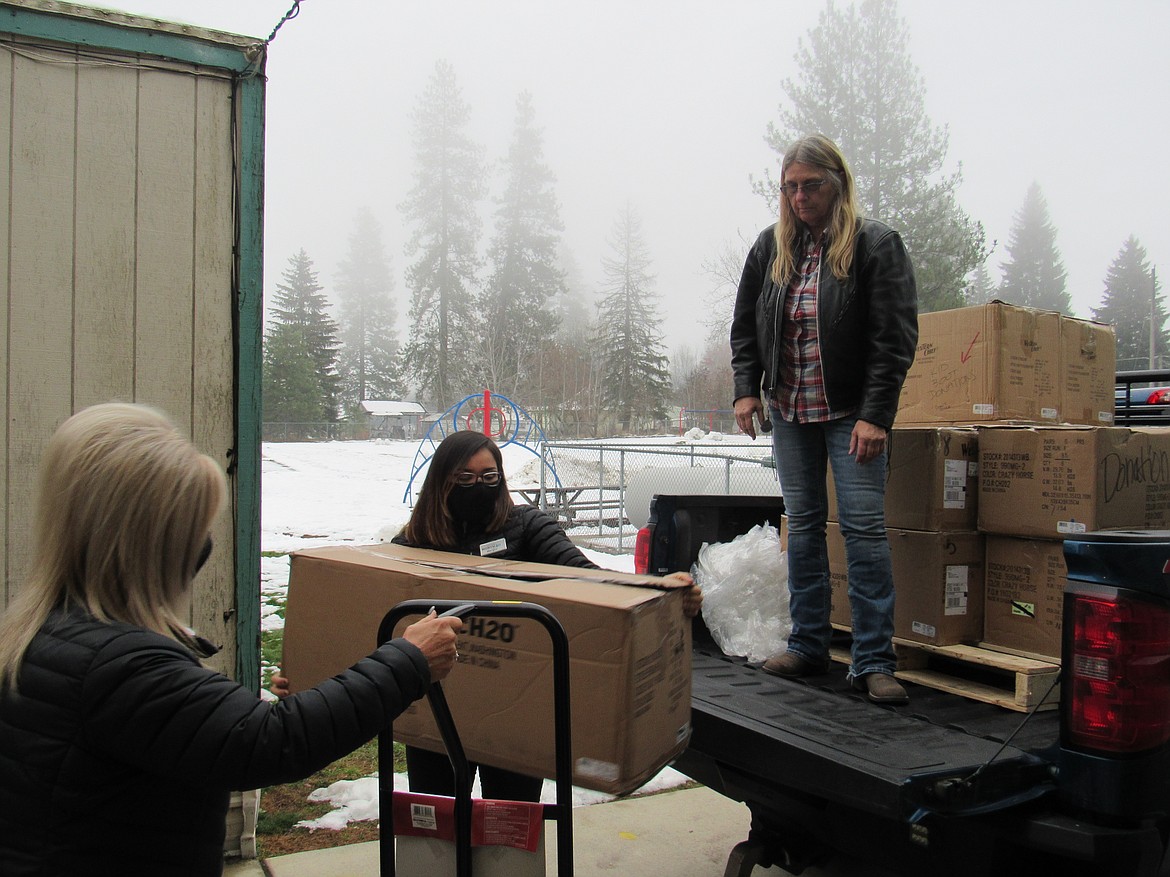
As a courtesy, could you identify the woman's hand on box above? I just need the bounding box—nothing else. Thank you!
[269,672,291,698]
[664,572,703,618]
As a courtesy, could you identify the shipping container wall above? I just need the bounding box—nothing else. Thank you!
[0,6,264,683]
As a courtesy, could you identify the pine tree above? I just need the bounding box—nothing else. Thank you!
[552,244,594,345]
[263,249,340,423]
[964,260,997,305]
[529,245,601,437]
[998,182,1071,313]
[263,328,330,424]
[400,60,485,410]
[755,0,985,312]
[336,208,406,413]
[478,92,565,399]
[594,205,672,431]
[1091,236,1166,370]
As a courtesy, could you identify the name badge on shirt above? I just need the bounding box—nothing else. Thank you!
[479,537,507,556]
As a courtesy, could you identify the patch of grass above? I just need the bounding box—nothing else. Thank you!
[261,550,289,558]
[255,810,302,835]
[260,629,284,669]
[256,739,408,858]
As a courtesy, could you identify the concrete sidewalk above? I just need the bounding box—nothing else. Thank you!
[224,784,792,876]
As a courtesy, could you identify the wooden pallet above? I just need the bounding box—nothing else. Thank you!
[829,637,1061,713]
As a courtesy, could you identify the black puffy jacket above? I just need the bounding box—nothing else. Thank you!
[393,504,599,568]
[730,220,918,431]
[0,607,430,877]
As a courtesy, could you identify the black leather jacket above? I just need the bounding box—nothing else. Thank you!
[730,220,918,430]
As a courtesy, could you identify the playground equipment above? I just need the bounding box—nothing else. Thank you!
[402,390,560,505]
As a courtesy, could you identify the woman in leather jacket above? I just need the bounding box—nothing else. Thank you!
[730,134,917,705]
[0,403,461,877]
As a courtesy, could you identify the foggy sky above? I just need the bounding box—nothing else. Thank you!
[108,0,1170,367]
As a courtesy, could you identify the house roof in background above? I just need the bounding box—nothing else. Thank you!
[359,400,425,416]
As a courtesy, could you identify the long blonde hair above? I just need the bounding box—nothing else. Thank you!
[771,134,862,286]
[0,403,226,692]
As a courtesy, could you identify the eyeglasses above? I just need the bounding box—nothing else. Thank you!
[780,179,829,196]
[453,470,501,487]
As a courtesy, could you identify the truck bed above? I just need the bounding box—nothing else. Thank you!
[647,479,1170,874]
[678,638,1170,876]
[682,634,1058,822]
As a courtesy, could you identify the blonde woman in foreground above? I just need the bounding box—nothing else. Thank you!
[0,403,462,877]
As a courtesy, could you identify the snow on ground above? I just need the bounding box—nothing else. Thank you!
[259,437,707,828]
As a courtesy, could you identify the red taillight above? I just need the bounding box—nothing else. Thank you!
[1148,389,1170,405]
[634,526,652,575]
[1067,594,1170,753]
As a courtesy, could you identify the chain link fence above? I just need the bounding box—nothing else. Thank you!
[505,440,780,554]
[263,422,369,441]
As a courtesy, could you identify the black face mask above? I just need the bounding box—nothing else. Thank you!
[446,484,498,530]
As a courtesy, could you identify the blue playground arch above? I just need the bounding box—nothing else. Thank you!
[402,390,562,505]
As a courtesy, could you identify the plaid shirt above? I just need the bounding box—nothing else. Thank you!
[771,232,856,424]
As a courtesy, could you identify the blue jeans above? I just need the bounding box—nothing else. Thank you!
[771,415,896,678]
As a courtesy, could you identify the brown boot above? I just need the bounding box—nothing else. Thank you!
[853,672,909,705]
[762,651,829,678]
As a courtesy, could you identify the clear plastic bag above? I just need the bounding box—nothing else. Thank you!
[691,522,791,663]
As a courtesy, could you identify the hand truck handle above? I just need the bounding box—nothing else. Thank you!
[378,598,573,877]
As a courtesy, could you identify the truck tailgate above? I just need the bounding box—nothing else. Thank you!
[682,644,1060,821]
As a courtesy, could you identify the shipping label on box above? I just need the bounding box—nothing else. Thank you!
[897,301,1063,425]
[978,425,1170,538]
[826,523,983,645]
[983,536,1066,659]
[282,544,692,796]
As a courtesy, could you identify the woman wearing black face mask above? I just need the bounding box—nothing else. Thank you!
[391,430,702,802]
[394,430,597,567]
[392,430,601,802]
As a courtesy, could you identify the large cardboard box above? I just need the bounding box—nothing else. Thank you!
[896,302,1114,427]
[826,523,984,645]
[282,544,693,796]
[1060,317,1117,427]
[983,536,1066,660]
[889,528,985,646]
[978,425,1170,539]
[898,301,1062,425]
[829,427,979,531]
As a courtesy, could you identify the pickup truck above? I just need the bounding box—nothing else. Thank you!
[633,441,1170,874]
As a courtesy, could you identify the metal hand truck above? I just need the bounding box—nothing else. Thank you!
[377,599,575,876]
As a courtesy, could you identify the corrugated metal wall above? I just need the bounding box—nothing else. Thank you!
[0,30,242,675]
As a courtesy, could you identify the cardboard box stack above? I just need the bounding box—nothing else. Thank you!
[826,302,1122,661]
[977,425,1170,658]
[889,301,1124,662]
